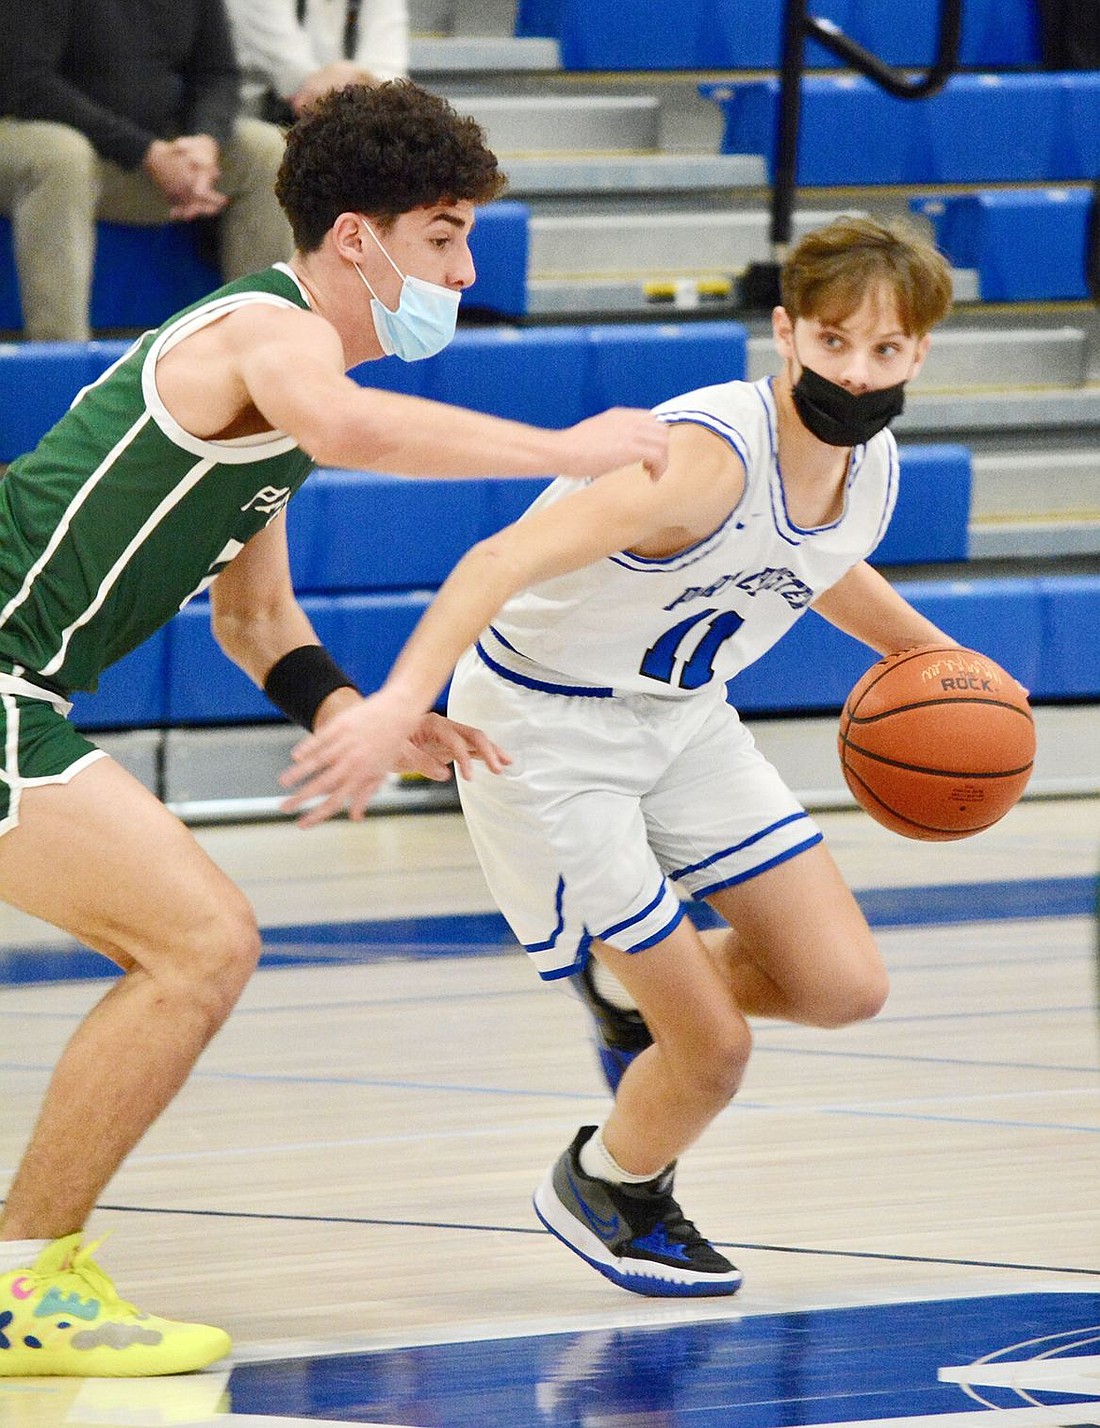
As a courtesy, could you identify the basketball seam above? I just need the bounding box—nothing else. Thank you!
[837,738,1034,780]
[843,697,1035,727]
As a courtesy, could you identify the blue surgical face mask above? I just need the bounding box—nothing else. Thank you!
[354,222,461,362]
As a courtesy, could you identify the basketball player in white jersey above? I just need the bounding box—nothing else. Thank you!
[283,216,956,1296]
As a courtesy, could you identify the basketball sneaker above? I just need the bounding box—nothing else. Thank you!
[575,959,653,1092]
[0,1234,231,1376]
[533,1126,742,1297]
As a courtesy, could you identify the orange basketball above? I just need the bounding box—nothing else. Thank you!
[837,643,1036,841]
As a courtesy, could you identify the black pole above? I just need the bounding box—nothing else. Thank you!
[737,0,962,312]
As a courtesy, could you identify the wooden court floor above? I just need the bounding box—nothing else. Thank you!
[0,793,1097,1425]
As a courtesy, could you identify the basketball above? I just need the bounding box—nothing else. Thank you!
[838,643,1036,841]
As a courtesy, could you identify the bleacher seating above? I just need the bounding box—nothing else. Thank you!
[911,189,1092,302]
[67,435,1080,732]
[702,73,1100,187]
[0,321,748,461]
[0,220,218,335]
[515,0,1039,72]
[1,318,1086,733]
[0,201,531,336]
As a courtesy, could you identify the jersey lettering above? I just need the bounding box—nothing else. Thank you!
[641,608,745,690]
[242,486,291,516]
[664,566,813,614]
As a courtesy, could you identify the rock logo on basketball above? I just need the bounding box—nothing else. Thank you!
[837,643,1036,841]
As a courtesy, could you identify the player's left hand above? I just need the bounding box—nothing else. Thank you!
[279,690,420,829]
[395,711,511,783]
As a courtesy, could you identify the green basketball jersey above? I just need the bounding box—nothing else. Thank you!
[0,265,317,694]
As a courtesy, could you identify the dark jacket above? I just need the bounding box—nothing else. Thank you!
[0,0,241,169]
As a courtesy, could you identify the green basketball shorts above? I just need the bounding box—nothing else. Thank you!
[0,677,105,837]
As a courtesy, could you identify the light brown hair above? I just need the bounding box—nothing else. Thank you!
[780,216,953,336]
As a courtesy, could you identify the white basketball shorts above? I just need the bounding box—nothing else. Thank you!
[448,645,822,980]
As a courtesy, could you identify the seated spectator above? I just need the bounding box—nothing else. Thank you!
[226,0,409,124]
[0,0,293,342]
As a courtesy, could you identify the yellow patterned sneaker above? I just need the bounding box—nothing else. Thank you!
[0,1235,230,1376]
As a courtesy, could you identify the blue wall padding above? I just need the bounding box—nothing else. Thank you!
[703,74,1100,186]
[349,322,747,429]
[0,218,217,334]
[0,340,131,460]
[728,576,1047,713]
[1036,575,1100,698]
[585,323,746,413]
[69,629,170,731]
[286,439,966,597]
[418,326,590,426]
[911,189,1091,302]
[287,473,557,593]
[73,571,1093,731]
[161,592,433,724]
[517,0,1038,69]
[466,201,529,317]
[286,470,498,592]
[875,445,972,565]
[0,321,748,463]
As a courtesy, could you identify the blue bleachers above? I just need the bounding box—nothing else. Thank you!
[0,321,1087,732]
[873,445,971,564]
[70,570,1096,731]
[68,441,989,731]
[516,0,1039,71]
[0,201,531,336]
[729,576,1050,714]
[702,73,1100,187]
[0,340,132,461]
[0,220,218,335]
[0,321,747,463]
[466,201,529,318]
[911,189,1092,302]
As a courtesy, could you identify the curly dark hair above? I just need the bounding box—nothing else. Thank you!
[275,81,506,251]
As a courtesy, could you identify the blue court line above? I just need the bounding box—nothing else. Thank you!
[753,1042,1100,1075]
[0,875,1093,987]
[88,1202,1100,1278]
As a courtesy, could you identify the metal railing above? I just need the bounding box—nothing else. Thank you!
[739,0,963,308]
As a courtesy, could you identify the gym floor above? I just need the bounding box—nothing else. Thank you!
[0,791,1097,1426]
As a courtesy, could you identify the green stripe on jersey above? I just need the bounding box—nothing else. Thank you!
[0,268,316,693]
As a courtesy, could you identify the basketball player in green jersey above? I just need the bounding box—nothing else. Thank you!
[0,81,669,1378]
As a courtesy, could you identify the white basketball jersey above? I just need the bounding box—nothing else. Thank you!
[478,376,899,700]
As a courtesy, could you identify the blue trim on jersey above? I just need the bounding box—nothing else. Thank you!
[527,875,567,953]
[667,811,813,883]
[600,882,668,940]
[475,640,614,698]
[623,900,686,952]
[692,832,824,898]
[487,625,523,655]
[539,930,593,980]
[525,875,595,980]
[608,412,750,574]
[869,440,901,552]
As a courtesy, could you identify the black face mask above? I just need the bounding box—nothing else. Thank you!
[791,363,906,447]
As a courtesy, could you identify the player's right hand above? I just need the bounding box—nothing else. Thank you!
[558,408,670,482]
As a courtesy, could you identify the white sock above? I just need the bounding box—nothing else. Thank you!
[0,1239,50,1272]
[590,960,639,1011]
[579,1125,655,1185]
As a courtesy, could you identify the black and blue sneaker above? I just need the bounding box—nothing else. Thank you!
[576,959,653,1093]
[533,1126,742,1297]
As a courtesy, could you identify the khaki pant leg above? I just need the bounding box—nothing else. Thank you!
[214,116,293,278]
[0,119,99,341]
